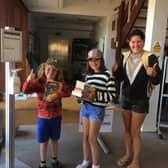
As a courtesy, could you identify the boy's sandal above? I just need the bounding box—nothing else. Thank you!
[117,157,130,167]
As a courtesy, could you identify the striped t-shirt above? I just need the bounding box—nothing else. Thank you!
[85,71,116,107]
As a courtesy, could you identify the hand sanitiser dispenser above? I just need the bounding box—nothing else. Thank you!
[10,68,22,94]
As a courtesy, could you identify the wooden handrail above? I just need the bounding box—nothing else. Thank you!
[115,0,145,61]
[115,0,125,62]
[121,0,145,46]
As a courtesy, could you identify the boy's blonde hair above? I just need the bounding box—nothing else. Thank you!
[38,63,46,78]
[37,58,63,81]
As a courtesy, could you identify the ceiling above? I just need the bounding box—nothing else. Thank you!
[22,0,104,25]
[31,12,101,25]
[22,0,64,10]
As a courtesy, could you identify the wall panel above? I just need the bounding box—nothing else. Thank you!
[0,0,28,92]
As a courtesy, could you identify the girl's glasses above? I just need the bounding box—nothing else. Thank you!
[88,58,101,62]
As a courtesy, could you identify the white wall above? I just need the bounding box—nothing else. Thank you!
[142,0,168,132]
[104,15,116,71]
[94,14,117,71]
[94,17,107,60]
[145,0,168,64]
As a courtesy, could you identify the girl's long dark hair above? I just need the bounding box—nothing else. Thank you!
[86,56,106,75]
[128,29,145,41]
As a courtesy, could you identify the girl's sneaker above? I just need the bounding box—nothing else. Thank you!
[76,164,90,168]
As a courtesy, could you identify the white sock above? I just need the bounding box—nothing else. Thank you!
[82,160,89,166]
[92,164,100,168]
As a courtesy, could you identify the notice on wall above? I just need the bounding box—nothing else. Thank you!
[152,41,161,53]
[1,28,22,62]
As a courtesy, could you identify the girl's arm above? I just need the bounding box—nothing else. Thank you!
[147,54,162,85]
[112,54,124,81]
[94,73,116,103]
[106,75,117,102]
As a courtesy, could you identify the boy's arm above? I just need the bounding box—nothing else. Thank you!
[22,79,44,94]
[56,81,72,98]
[22,69,42,94]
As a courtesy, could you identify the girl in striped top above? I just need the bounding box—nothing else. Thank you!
[76,48,116,168]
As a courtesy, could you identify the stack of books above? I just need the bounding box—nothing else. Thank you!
[72,80,95,101]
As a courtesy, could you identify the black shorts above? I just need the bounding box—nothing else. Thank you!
[120,95,149,113]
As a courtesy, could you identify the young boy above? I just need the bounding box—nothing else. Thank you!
[22,57,71,168]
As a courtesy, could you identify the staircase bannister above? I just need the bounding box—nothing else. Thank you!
[115,0,145,61]
[121,0,145,46]
[115,0,125,62]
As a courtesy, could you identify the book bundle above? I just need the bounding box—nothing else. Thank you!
[72,80,95,101]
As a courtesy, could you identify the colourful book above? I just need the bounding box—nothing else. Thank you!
[72,80,95,101]
[44,81,60,99]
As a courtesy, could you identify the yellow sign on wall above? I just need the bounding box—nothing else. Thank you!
[153,41,161,53]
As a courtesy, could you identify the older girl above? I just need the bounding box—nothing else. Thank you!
[112,29,161,168]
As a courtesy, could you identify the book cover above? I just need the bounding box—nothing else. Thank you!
[72,80,85,97]
[72,80,95,101]
[44,81,60,99]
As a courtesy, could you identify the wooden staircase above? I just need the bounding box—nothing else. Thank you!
[114,0,147,61]
[114,0,168,59]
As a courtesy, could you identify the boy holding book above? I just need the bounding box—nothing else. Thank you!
[22,57,71,168]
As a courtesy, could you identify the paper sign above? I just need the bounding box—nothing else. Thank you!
[1,28,22,62]
[152,41,161,53]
